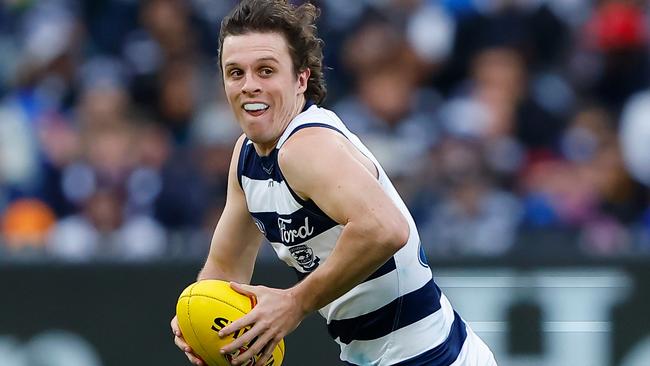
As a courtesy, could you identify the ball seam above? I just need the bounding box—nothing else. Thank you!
[186,288,223,365]
[180,293,249,315]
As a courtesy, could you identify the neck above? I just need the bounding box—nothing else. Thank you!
[252,95,307,156]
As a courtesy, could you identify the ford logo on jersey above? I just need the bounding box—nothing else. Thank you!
[278,217,314,244]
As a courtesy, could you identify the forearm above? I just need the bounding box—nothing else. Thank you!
[197,216,262,284]
[197,258,236,281]
[197,252,257,284]
[290,221,406,314]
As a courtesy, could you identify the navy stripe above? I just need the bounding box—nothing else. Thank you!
[251,209,338,247]
[293,267,309,281]
[240,121,343,185]
[365,257,397,282]
[393,311,467,366]
[302,99,315,111]
[294,256,396,282]
[328,279,442,344]
[342,312,467,366]
[240,146,284,183]
[241,124,345,183]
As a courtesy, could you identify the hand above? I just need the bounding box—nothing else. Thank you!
[171,315,205,366]
[219,282,307,366]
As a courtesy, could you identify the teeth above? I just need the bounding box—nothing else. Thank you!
[243,103,269,112]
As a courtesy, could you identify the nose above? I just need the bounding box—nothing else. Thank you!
[241,74,261,95]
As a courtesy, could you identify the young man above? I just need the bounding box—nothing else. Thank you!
[171,1,497,365]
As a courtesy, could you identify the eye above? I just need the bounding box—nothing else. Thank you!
[228,69,243,78]
[260,67,273,76]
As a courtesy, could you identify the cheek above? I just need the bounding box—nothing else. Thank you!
[223,81,239,98]
[225,92,240,112]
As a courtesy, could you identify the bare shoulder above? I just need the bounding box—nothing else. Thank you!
[279,127,346,161]
[278,128,346,173]
[277,127,348,197]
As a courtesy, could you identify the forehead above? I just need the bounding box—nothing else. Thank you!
[221,32,291,67]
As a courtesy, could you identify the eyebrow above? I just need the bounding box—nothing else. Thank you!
[257,56,280,63]
[224,56,280,69]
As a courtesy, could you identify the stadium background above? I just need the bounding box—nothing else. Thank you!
[0,0,649,365]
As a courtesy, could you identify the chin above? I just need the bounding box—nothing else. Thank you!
[243,128,271,144]
[242,121,274,142]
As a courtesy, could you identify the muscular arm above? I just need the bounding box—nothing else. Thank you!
[173,135,263,366]
[219,128,410,366]
[280,127,410,314]
[198,134,264,284]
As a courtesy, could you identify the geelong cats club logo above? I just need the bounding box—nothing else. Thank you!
[289,244,320,271]
[278,217,320,271]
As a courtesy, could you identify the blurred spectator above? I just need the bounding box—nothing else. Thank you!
[475,45,564,151]
[334,19,439,204]
[150,124,209,230]
[27,57,129,218]
[406,2,455,69]
[437,43,564,193]
[82,0,138,55]
[47,187,166,262]
[76,56,131,128]
[577,0,649,112]
[520,105,644,255]
[1,198,56,255]
[156,59,199,143]
[189,96,241,204]
[437,0,571,95]
[1,0,649,261]
[0,95,39,191]
[141,0,197,60]
[0,1,84,206]
[419,138,522,256]
[620,90,650,187]
[620,89,650,253]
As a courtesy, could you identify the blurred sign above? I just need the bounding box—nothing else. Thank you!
[0,330,103,366]
[0,262,647,366]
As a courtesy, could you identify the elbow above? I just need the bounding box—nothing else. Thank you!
[351,210,410,255]
[377,215,409,253]
[392,218,410,251]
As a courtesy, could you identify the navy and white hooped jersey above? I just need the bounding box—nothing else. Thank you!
[237,104,473,366]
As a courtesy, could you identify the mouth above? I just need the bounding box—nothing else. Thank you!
[242,102,270,117]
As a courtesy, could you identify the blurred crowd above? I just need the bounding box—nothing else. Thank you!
[0,0,649,263]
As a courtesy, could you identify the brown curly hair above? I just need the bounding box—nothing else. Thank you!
[218,0,327,104]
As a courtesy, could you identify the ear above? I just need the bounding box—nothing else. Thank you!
[297,68,311,94]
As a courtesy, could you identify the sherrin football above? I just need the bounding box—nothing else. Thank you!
[176,280,285,366]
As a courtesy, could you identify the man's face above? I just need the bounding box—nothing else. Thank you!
[221,32,309,149]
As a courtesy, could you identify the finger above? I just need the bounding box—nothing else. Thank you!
[171,317,181,335]
[174,335,193,353]
[186,352,204,366]
[253,340,277,366]
[220,322,262,354]
[232,331,273,365]
[219,312,257,337]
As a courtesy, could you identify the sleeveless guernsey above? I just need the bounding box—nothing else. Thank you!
[237,104,474,365]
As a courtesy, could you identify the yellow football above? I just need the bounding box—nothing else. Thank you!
[176,280,285,366]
